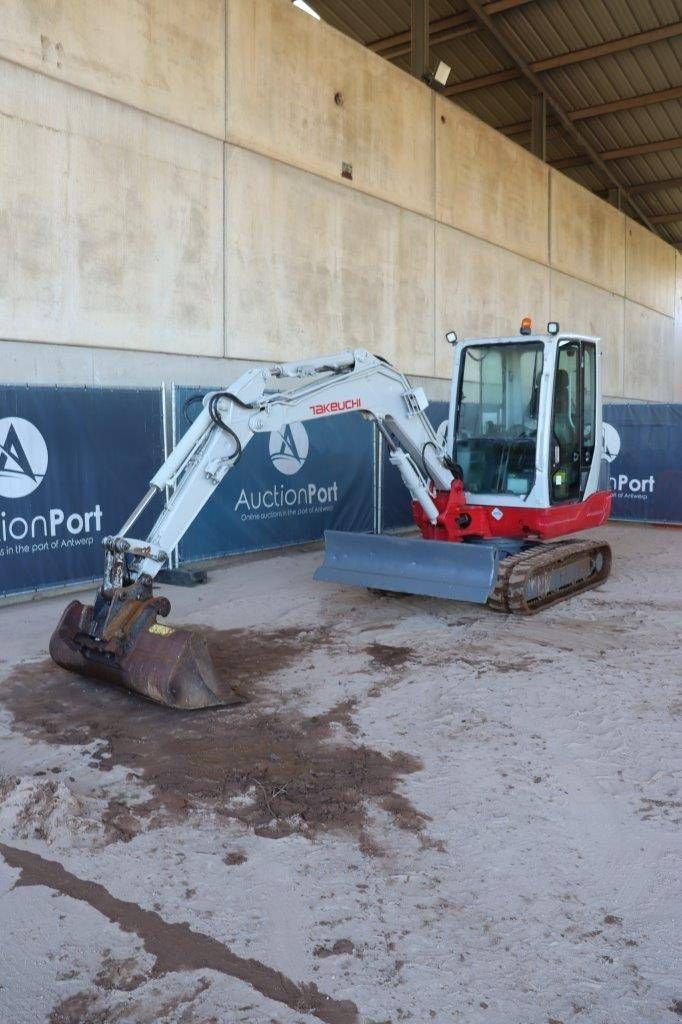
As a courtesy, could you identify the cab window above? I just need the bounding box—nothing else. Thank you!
[550,340,596,502]
[455,342,543,497]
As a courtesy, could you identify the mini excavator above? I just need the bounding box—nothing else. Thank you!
[50,321,612,709]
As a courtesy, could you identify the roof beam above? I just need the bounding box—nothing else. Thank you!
[368,0,533,59]
[649,212,682,225]
[627,176,682,195]
[447,68,520,96]
[600,136,682,161]
[499,85,682,137]
[457,0,661,236]
[551,155,592,170]
[443,21,682,95]
[566,85,682,121]
[551,136,682,169]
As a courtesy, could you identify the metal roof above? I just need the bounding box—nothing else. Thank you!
[312,0,682,247]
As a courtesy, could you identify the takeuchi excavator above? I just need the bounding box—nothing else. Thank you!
[50,321,612,709]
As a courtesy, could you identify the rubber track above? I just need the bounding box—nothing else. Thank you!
[487,539,612,615]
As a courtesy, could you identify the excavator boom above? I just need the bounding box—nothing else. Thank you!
[50,349,457,707]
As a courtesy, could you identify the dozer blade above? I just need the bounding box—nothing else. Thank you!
[49,598,241,710]
[315,530,498,604]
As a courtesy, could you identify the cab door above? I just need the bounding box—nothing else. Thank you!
[550,339,597,503]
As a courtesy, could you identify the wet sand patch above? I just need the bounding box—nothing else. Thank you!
[0,843,357,1024]
[1,627,426,849]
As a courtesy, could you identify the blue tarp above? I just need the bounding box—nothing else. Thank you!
[381,400,682,529]
[0,386,163,596]
[603,403,682,524]
[1,384,678,599]
[174,387,374,562]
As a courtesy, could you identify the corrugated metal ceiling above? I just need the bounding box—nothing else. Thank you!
[311,0,682,246]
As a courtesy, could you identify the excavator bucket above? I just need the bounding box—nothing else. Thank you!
[49,595,241,710]
[315,530,499,604]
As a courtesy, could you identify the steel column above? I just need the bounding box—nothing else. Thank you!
[530,92,546,160]
[411,0,429,81]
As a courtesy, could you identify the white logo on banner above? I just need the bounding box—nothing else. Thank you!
[269,423,310,475]
[602,419,622,464]
[0,418,49,498]
[602,420,655,499]
[601,422,621,464]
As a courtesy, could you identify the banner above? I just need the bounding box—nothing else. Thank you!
[381,400,682,529]
[603,403,682,524]
[4,382,676,599]
[175,387,374,562]
[0,386,164,596]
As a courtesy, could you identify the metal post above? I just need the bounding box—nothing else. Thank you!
[607,186,623,210]
[373,426,384,535]
[411,0,429,81]
[530,91,547,161]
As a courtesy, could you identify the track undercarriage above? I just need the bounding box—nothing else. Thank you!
[486,537,612,614]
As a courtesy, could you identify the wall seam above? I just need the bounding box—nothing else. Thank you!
[0,54,224,143]
[623,219,628,399]
[432,92,437,378]
[223,0,229,361]
[1,334,675,400]
[1,53,675,310]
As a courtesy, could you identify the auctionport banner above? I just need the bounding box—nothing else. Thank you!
[383,400,682,529]
[175,387,374,562]
[602,403,682,524]
[0,386,163,596]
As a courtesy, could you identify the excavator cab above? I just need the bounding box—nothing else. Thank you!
[319,324,611,611]
[447,329,602,510]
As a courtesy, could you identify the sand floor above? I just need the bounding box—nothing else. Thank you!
[0,522,680,1024]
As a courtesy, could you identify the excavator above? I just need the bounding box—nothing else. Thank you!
[50,320,612,709]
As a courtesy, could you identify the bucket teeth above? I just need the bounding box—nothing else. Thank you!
[49,598,241,710]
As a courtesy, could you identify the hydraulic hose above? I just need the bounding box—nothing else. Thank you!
[208,393,243,466]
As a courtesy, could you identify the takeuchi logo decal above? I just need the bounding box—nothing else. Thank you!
[269,423,309,476]
[0,417,48,498]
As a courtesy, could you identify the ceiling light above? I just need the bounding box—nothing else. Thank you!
[293,0,321,19]
[434,61,452,87]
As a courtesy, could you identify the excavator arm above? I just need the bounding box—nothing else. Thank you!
[103,348,453,589]
[50,349,454,709]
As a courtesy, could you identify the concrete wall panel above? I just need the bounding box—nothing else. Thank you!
[549,271,624,398]
[435,224,550,377]
[225,145,435,375]
[0,61,223,357]
[550,171,625,295]
[435,97,549,265]
[0,0,225,137]
[674,254,682,401]
[226,0,434,218]
[625,218,676,317]
[623,301,674,402]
